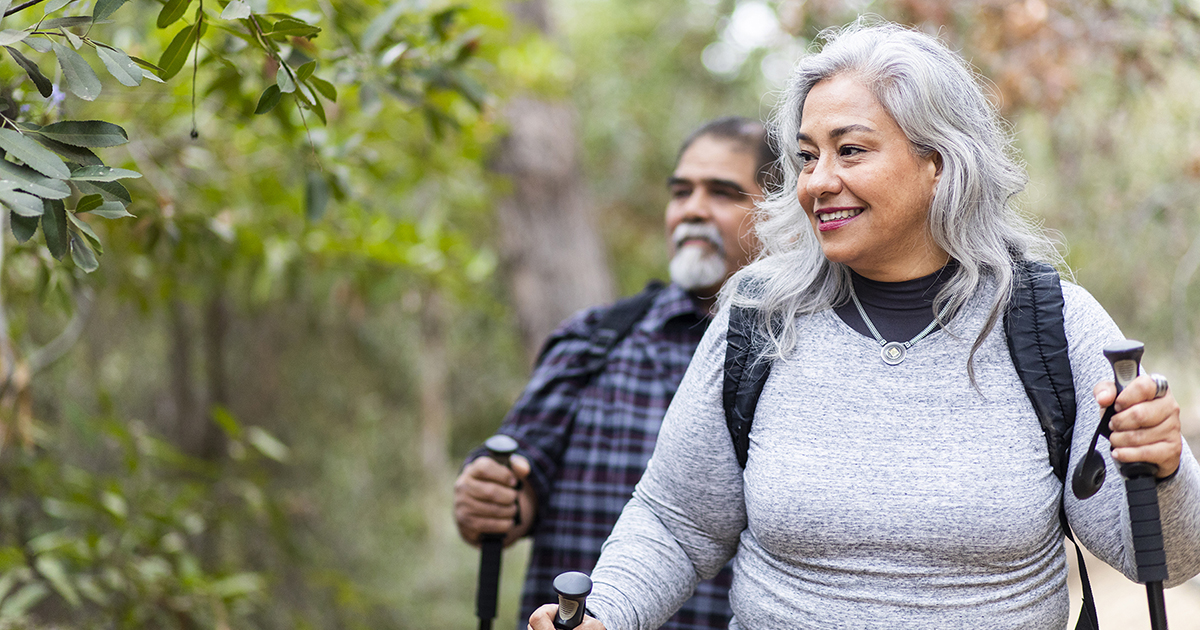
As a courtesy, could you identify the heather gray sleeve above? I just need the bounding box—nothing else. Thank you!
[587,308,744,630]
[1060,282,1200,587]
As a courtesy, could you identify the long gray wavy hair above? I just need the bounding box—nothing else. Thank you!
[724,18,1064,379]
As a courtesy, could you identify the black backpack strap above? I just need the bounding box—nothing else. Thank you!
[723,305,773,469]
[533,280,666,374]
[1004,260,1097,630]
[1004,260,1076,481]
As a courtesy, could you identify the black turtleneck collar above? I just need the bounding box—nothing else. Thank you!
[834,261,958,342]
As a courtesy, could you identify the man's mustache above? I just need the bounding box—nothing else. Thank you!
[672,223,724,254]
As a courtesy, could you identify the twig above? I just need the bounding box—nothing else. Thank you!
[4,0,48,18]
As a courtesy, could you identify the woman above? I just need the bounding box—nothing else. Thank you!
[530,20,1200,629]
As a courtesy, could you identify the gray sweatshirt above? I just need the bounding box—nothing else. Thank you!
[587,281,1200,629]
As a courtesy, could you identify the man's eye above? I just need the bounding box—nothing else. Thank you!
[670,187,691,199]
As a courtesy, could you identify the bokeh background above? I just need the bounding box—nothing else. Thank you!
[1,0,1199,628]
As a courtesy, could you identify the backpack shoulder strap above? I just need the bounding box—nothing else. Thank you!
[723,305,773,469]
[1003,260,1076,482]
[1003,261,1098,630]
[534,279,665,374]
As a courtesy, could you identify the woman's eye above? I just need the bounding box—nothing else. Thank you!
[839,146,863,157]
[796,150,816,163]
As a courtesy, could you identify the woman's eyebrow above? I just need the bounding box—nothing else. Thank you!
[796,124,877,144]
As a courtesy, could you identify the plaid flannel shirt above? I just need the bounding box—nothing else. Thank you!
[479,282,733,630]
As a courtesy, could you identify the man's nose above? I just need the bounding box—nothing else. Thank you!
[679,189,713,220]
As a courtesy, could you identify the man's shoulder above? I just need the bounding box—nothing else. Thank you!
[553,280,678,338]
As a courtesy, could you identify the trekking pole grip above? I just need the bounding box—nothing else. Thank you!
[1122,463,1168,583]
[476,435,520,630]
[1103,340,1170,630]
[552,571,593,629]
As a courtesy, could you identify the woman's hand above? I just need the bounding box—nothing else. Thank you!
[1093,373,1182,479]
[528,604,606,630]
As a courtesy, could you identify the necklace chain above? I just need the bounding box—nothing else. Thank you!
[848,282,951,365]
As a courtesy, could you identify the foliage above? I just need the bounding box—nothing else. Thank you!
[1,0,515,628]
[0,411,290,627]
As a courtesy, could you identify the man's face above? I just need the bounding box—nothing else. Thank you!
[665,135,764,297]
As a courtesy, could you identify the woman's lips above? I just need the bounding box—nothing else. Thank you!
[816,208,862,232]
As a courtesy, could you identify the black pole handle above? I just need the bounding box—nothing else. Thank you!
[1095,341,1169,630]
[552,571,593,629]
[476,435,521,630]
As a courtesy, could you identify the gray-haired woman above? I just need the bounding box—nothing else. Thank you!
[529,19,1200,630]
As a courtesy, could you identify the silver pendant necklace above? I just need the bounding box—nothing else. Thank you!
[848,282,952,366]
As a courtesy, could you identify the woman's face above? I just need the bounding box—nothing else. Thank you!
[795,74,945,282]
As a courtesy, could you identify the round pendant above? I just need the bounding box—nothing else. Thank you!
[881,341,906,365]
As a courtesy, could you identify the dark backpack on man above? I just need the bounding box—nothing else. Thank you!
[721,261,1099,630]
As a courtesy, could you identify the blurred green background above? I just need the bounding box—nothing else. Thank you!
[1,0,1199,628]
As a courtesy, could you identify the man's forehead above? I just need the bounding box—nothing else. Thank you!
[672,139,759,187]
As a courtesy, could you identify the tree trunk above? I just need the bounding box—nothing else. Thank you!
[493,0,615,364]
[202,292,230,461]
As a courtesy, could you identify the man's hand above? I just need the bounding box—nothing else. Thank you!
[454,453,537,546]
[1094,373,1183,479]
[528,604,606,630]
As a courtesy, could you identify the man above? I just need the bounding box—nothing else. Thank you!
[454,117,779,629]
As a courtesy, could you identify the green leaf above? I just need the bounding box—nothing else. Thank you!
[46,0,71,11]
[129,54,165,74]
[67,212,102,252]
[254,84,282,114]
[307,85,327,124]
[309,75,336,101]
[276,66,295,94]
[11,212,39,243]
[70,165,141,181]
[0,2,11,23]
[157,22,197,80]
[29,136,103,166]
[35,555,81,607]
[93,0,129,21]
[5,46,52,97]
[37,120,129,148]
[268,18,319,38]
[0,189,47,217]
[295,60,316,82]
[0,30,28,46]
[51,40,101,101]
[39,16,93,29]
[74,180,130,205]
[0,159,72,199]
[80,200,133,219]
[74,194,103,214]
[95,44,142,87]
[305,170,329,220]
[63,29,83,50]
[157,0,192,28]
[247,426,289,462]
[99,491,126,519]
[0,129,70,178]
[69,230,100,272]
[25,37,51,53]
[220,0,251,20]
[0,583,49,619]
[42,199,68,259]
[209,572,265,598]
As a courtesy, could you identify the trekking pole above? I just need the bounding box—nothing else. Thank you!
[476,434,520,630]
[1074,340,1168,630]
[552,571,593,629]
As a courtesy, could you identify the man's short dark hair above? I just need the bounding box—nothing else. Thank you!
[677,116,781,190]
